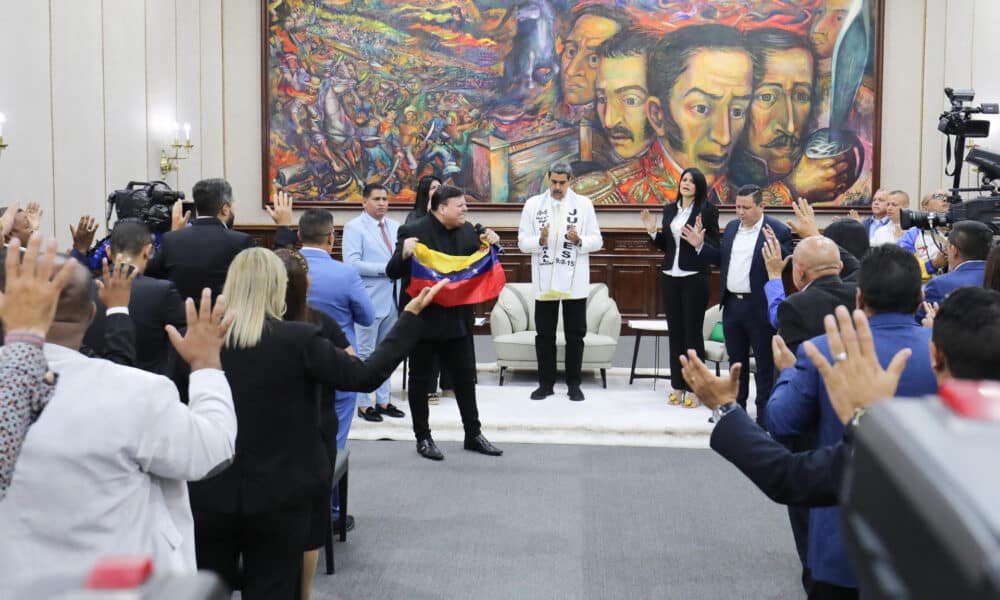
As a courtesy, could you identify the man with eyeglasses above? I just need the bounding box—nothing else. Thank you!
[896,190,949,280]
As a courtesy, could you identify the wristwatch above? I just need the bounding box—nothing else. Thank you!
[716,402,740,418]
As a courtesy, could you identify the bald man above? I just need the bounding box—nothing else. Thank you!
[763,234,858,355]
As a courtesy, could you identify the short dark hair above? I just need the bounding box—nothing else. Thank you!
[743,28,817,127]
[192,178,233,217]
[597,29,655,60]
[857,245,923,315]
[932,287,1000,380]
[648,25,749,152]
[736,184,764,205]
[298,209,334,245]
[362,183,387,198]
[823,219,870,261]
[948,220,992,261]
[431,185,464,212]
[567,4,631,35]
[109,219,153,257]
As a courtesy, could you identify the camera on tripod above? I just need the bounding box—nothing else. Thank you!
[106,181,190,233]
[902,89,1000,234]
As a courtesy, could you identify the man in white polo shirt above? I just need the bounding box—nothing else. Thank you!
[518,161,603,401]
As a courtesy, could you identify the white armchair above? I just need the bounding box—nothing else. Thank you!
[490,283,621,387]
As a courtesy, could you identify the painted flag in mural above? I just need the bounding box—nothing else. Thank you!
[406,242,506,308]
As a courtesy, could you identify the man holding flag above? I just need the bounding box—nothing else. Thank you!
[386,185,505,461]
[518,161,604,402]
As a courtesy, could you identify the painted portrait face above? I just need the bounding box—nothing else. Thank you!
[748,47,814,177]
[594,53,653,160]
[560,15,621,106]
[810,0,853,59]
[652,48,753,187]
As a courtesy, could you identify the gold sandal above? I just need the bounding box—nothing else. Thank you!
[668,391,682,406]
[682,394,699,409]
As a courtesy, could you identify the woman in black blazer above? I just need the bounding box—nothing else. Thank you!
[189,248,434,599]
[640,168,721,407]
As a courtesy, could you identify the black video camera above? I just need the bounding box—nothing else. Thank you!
[900,194,1000,234]
[937,88,997,138]
[106,181,189,233]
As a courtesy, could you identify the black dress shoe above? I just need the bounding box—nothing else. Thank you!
[464,434,503,456]
[332,514,355,535]
[358,407,383,422]
[568,385,585,401]
[530,386,554,400]
[416,438,444,460]
[377,403,406,418]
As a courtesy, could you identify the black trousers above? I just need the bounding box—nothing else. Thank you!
[193,500,311,600]
[660,271,710,392]
[809,582,859,600]
[407,334,481,440]
[722,295,776,422]
[534,298,587,388]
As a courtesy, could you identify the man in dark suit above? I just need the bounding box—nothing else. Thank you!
[145,178,253,300]
[688,184,793,424]
[386,185,503,461]
[920,220,991,319]
[83,220,186,375]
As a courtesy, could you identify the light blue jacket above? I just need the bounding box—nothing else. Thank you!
[341,212,400,318]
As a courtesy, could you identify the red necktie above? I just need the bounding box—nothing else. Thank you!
[379,221,392,253]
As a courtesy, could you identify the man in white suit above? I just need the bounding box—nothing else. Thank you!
[343,183,406,422]
[0,251,236,593]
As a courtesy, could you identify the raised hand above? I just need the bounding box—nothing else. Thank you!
[802,306,911,425]
[786,197,820,238]
[265,189,294,226]
[0,201,20,239]
[69,215,99,253]
[762,226,791,280]
[165,288,233,372]
[24,202,43,232]
[639,209,657,234]
[403,279,449,315]
[680,349,741,410]
[171,199,191,231]
[0,234,77,336]
[921,301,939,329]
[846,209,862,223]
[539,224,550,246]
[401,237,419,259]
[95,256,139,309]
[771,334,797,371]
[566,224,581,245]
[680,214,705,249]
[479,228,500,246]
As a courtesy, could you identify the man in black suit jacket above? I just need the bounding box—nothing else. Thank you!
[689,184,793,423]
[145,178,253,300]
[386,185,503,461]
[83,220,186,375]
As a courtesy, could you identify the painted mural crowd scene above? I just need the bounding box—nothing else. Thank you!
[266,0,878,206]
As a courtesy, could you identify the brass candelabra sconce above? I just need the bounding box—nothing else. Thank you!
[160,122,193,177]
[0,112,8,159]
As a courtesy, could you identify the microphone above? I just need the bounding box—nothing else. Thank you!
[474,223,504,254]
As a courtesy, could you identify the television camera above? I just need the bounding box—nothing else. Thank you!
[106,180,190,234]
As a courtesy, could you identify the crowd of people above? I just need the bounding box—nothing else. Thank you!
[0,166,998,599]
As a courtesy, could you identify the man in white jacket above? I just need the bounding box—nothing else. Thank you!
[0,255,236,592]
[518,161,603,401]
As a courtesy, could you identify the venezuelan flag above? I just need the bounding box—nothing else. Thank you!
[406,242,507,307]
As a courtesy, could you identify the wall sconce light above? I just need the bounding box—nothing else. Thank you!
[160,121,193,177]
[0,113,8,159]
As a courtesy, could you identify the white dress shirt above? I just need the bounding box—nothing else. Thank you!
[727,217,765,293]
[0,345,236,592]
[869,217,895,246]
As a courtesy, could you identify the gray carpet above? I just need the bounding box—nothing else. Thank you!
[311,441,804,600]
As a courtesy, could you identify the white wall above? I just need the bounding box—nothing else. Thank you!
[1,0,998,243]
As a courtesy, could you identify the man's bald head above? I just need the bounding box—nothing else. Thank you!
[792,235,842,289]
[52,256,94,324]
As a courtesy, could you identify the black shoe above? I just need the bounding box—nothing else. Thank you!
[332,514,355,535]
[377,403,405,418]
[530,386,554,400]
[416,438,444,461]
[358,407,383,422]
[568,385,585,401]
[464,434,503,456]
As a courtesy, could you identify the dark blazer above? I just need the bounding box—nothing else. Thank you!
[650,200,721,274]
[386,214,479,340]
[189,312,422,516]
[84,275,186,375]
[777,274,857,356]
[710,406,846,508]
[145,218,254,300]
[699,215,793,313]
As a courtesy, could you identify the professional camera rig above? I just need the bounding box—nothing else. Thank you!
[105,180,188,234]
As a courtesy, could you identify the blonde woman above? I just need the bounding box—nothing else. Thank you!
[188,248,444,599]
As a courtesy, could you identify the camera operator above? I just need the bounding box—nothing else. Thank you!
[145,178,253,300]
[896,191,949,280]
[916,220,991,322]
[70,199,190,272]
[680,286,1000,599]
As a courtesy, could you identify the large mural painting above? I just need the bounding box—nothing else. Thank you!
[263,0,881,208]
